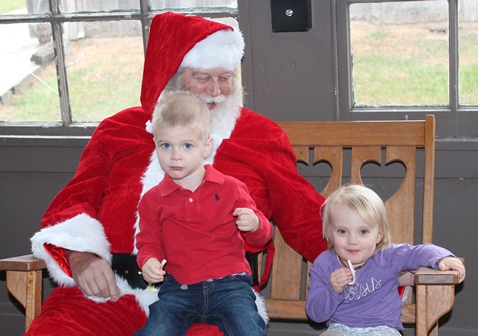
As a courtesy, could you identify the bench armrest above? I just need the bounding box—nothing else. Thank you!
[413,265,462,335]
[0,254,46,271]
[0,254,46,331]
[414,266,461,285]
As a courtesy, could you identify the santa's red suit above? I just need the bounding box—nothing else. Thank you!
[29,12,326,336]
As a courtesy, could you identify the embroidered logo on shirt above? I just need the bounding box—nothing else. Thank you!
[215,193,220,201]
[345,277,382,301]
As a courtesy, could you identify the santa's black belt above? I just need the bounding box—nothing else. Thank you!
[111,253,148,290]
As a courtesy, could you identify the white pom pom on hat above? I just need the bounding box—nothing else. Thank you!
[180,27,245,71]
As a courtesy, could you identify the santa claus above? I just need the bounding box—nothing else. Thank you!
[29,12,326,335]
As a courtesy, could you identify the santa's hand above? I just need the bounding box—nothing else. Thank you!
[233,208,259,232]
[141,258,166,284]
[66,250,120,302]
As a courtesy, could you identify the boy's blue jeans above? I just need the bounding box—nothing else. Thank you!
[134,273,266,336]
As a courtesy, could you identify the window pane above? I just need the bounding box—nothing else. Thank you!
[0,22,60,122]
[350,0,448,106]
[0,1,21,15]
[0,0,49,15]
[59,0,139,13]
[458,1,478,106]
[150,0,237,10]
[65,21,144,122]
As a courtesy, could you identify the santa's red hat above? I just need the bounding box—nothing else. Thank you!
[140,12,245,116]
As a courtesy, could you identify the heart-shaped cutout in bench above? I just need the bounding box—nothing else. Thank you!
[360,159,406,203]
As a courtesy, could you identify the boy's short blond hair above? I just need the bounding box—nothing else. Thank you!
[321,184,391,251]
[152,91,211,141]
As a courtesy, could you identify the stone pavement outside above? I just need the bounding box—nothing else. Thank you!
[0,8,41,105]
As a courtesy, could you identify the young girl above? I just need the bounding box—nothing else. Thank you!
[306,184,465,336]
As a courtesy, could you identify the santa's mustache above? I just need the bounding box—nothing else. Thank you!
[195,93,227,105]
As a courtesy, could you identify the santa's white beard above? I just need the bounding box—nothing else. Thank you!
[197,88,242,136]
[195,88,242,164]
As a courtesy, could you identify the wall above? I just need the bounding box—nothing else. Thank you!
[1,0,477,335]
[0,137,86,335]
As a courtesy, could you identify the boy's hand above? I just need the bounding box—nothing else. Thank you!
[330,267,354,294]
[437,257,466,283]
[233,208,259,232]
[141,258,166,284]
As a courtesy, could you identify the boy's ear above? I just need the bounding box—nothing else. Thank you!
[204,136,213,157]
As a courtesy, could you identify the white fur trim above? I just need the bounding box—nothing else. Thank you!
[133,150,165,253]
[30,213,110,287]
[133,282,160,316]
[254,290,269,324]
[145,120,153,134]
[80,273,159,305]
[139,150,164,198]
[180,28,244,71]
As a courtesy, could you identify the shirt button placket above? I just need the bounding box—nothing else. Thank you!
[186,197,195,222]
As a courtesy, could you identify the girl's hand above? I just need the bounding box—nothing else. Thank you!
[330,267,354,294]
[437,257,466,283]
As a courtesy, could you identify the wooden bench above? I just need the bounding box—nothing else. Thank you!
[0,115,461,335]
[262,115,460,335]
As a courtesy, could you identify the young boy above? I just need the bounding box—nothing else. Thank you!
[134,91,272,336]
[306,184,465,336]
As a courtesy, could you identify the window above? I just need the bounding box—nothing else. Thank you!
[0,0,237,135]
[336,0,478,137]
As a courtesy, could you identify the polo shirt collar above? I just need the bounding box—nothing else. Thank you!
[158,164,225,196]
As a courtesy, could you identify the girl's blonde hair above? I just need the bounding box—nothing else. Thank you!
[321,184,391,250]
[152,91,211,141]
